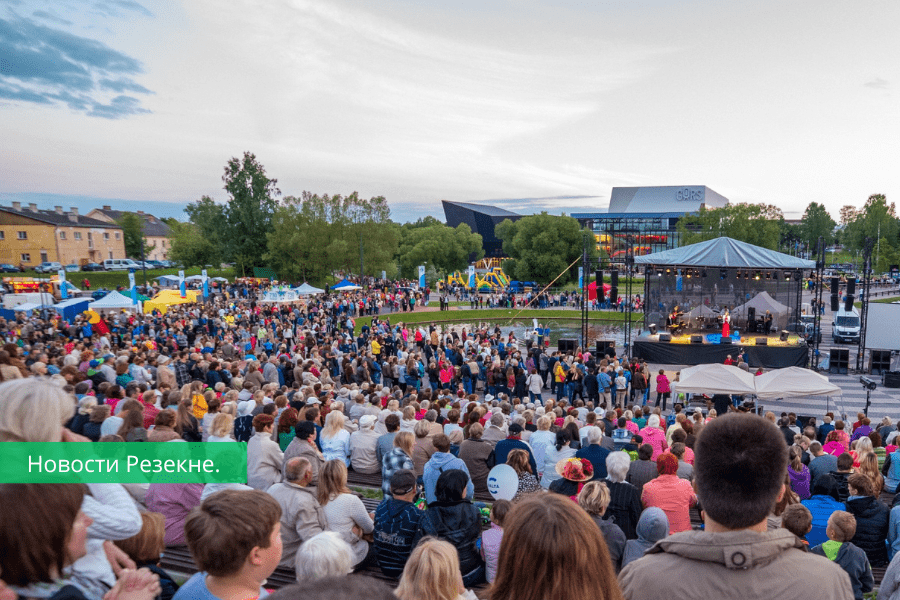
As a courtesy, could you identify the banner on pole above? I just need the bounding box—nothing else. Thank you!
[57,269,68,299]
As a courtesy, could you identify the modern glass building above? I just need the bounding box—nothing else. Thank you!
[572,186,729,261]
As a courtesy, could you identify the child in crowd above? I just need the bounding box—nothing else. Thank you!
[173,489,283,600]
[780,503,812,547]
[114,512,179,600]
[810,511,874,600]
[481,499,511,583]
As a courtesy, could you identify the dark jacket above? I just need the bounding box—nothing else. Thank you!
[67,413,91,436]
[604,480,642,540]
[845,496,890,567]
[413,499,484,577]
[458,439,494,495]
[592,513,626,573]
[82,421,103,442]
[828,471,852,503]
[626,460,657,495]
[810,541,874,600]
[139,562,179,600]
[494,438,537,476]
[575,444,610,480]
[374,498,422,579]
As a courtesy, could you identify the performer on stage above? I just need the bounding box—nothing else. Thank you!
[721,309,731,339]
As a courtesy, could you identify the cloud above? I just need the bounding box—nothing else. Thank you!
[32,10,73,26]
[865,77,890,91]
[0,15,151,117]
[92,0,154,18]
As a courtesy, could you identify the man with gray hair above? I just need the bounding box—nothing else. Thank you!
[295,531,354,582]
[576,426,610,480]
[267,457,326,577]
[482,412,507,446]
[349,415,381,474]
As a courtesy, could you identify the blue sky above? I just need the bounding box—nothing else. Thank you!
[1,0,898,223]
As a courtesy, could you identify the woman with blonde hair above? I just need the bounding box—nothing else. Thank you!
[508,448,542,502]
[207,413,236,442]
[320,410,351,466]
[318,460,373,567]
[489,493,623,600]
[400,405,418,432]
[858,452,884,497]
[0,378,78,442]
[529,415,556,477]
[578,481,626,572]
[396,538,477,600]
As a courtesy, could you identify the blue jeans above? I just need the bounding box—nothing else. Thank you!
[555,381,566,398]
[463,377,472,395]
[529,391,543,405]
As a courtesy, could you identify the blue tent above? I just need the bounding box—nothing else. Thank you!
[52,297,91,323]
[332,278,354,290]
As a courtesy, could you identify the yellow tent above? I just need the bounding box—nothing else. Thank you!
[143,289,200,314]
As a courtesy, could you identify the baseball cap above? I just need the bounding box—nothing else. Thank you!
[390,469,417,496]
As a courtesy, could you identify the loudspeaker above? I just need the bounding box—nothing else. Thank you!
[831,277,839,290]
[558,339,577,353]
[658,333,672,342]
[610,270,619,287]
[831,295,840,312]
[847,278,856,295]
[780,330,790,342]
[871,351,892,376]
[649,323,658,335]
[609,287,618,302]
[885,371,900,389]
[844,295,855,312]
[595,270,603,286]
[690,335,703,344]
[829,348,850,375]
[756,337,768,345]
[721,336,733,344]
[748,307,756,321]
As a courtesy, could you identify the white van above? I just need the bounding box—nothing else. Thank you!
[832,307,861,344]
[103,259,140,271]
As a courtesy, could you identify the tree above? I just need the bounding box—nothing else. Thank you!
[839,205,859,226]
[222,152,280,275]
[396,221,483,279]
[842,194,899,253]
[167,221,220,268]
[116,212,154,259]
[800,202,836,248]
[676,203,783,249]
[264,191,399,284]
[494,213,597,284]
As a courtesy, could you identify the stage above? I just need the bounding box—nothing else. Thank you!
[632,332,808,368]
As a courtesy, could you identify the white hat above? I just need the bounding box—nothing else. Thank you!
[360,415,376,429]
[484,394,494,402]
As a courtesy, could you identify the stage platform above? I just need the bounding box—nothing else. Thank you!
[632,332,808,368]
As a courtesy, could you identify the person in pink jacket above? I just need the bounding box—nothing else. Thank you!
[655,369,671,411]
[641,452,697,534]
[639,414,668,461]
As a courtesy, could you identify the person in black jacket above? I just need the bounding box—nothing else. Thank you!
[412,469,485,587]
[844,473,889,567]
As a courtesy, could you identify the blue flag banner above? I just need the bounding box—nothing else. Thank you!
[57,269,68,299]
[128,272,137,304]
[418,265,426,288]
[578,267,583,289]
[202,269,209,298]
[179,270,186,297]
[468,265,476,288]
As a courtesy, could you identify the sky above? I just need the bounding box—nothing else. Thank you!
[1,0,899,224]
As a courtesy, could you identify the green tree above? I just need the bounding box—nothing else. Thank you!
[396,221,483,279]
[116,212,154,259]
[167,221,220,268]
[677,203,783,249]
[800,202,836,248]
[264,191,399,284]
[222,152,280,275]
[842,194,899,253]
[494,213,596,284]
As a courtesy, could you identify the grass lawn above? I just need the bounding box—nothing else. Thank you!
[8,267,234,290]
[355,308,633,328]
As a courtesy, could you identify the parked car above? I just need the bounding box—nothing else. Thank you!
[81,263,103,272]
[102,259,140,271]
[64,264,80,273]
[34,262,63,274]
[132,260,154,270]
[91,288,110,300]
[0,264,20,273]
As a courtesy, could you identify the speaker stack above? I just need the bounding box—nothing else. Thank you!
[609,270,619,305]
[830,277,840,312]
[845,278,856,312]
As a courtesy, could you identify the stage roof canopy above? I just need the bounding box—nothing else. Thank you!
[633,237,815,269]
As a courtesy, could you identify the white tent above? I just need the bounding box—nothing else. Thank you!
[672,364,757,395]
[633,237,815,269]
[295,282,325,295]
[753,366,842,400]
[685,304,718,319]
[732,291,791,331]
[184,275,204,281]
[90,290,140,311]
[155,275,180,285]
[333,283,361,291]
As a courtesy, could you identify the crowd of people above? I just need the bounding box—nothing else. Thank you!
[3,282,900,599]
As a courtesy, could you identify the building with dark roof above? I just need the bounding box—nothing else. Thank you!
[0,203,126,268]
[87,206,173,261]
[572,186,730,261]
[441,200,522,257]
